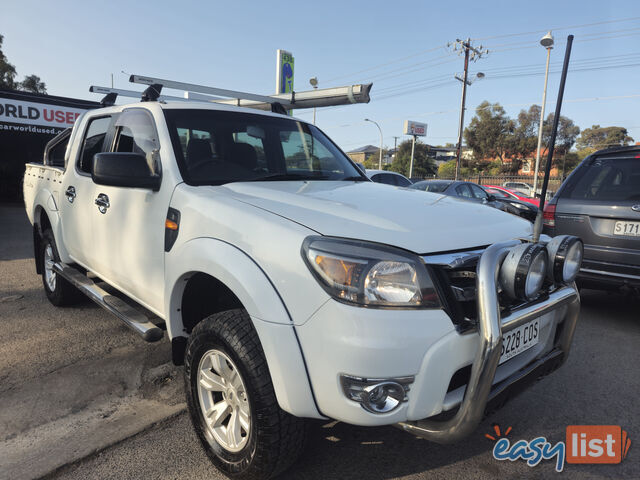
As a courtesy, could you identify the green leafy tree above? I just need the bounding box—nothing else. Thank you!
[542,113,580,156]
[388,139,437,178]
[0,34,17,89]
[364,149,387,169]
[575,125,634,150]
[19,74,46,94]
[437,159,473,178]
[0,33,47,93]
[464,101,515,166]
[438,160,456,177]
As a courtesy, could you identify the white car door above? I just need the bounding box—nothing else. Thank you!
[89,109,170,315]
[59,114,112,268]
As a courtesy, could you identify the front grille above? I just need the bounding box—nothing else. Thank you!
[426,249,545,331]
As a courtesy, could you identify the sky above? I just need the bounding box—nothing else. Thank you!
[2,0,640,152]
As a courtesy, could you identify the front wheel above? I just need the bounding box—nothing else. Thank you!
[185,309,306,479]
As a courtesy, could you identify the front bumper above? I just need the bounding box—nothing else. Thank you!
[295,240,580,442]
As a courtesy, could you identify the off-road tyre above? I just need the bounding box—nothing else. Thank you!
[185,308,307,479]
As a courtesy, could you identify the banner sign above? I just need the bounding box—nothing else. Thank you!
[403,120,427,137]
[0,98,86,132]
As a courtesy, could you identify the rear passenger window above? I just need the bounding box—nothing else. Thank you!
[455,184,473,198]
[566,157,640,201]
[78,116,111,174]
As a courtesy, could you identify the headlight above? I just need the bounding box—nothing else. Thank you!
[302,236,441,308]
[499,243,548,301]
[545,235,583,283]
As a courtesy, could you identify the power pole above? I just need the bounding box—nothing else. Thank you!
[450,38,488,180]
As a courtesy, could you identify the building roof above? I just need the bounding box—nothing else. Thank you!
[347,144,380,154]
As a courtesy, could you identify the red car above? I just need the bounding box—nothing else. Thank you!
[484,185,540,207]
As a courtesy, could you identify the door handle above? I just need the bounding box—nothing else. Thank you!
[65,186,76,203]
[95,193,110,214]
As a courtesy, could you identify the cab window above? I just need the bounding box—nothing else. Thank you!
[78,116,111,174]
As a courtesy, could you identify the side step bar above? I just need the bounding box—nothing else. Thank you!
[53,263,164,342]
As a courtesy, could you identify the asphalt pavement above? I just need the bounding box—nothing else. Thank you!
[1,204,638,479]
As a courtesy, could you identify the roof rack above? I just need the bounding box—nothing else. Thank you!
[89,74,372,112]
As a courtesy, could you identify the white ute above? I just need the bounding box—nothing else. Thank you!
[24,87,582,478]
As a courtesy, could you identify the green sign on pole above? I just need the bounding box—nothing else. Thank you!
[276,49,294,94]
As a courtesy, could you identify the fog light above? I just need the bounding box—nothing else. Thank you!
[499,243,548,301]
[340,374,413,414]
[545,235,583,284]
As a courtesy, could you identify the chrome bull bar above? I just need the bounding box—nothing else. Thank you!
[396,240,580,444]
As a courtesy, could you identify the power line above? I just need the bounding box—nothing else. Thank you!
[323,44,448,83]
[472,16,640,41]
[327,17,640,87]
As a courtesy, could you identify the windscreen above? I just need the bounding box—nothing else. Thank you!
[164,109,363,185]
[564,155,640,202]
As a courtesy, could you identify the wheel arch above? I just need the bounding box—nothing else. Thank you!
[165,237,322,419]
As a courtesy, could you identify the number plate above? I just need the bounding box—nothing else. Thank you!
[499,319,539,365]
[614,221,640,237]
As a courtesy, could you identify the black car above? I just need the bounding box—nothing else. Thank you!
[543,145,640,292]
[410,179,522,217]
[483,186,538,222]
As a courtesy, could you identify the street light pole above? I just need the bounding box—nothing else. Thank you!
[365,118,383,170]
[309,77,318,124]
[533,31,554,196]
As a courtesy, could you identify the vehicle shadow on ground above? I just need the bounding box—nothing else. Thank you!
[280,419,500,480]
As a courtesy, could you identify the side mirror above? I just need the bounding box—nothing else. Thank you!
[92,152,161,191]
[486,194,496,202]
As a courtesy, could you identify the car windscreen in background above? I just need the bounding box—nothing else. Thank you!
[563,155,640,202]
[412,181,449,193]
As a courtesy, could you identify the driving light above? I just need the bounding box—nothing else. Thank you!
[302,236,440,308]
[499,243,548,301]
[545,235,583,283]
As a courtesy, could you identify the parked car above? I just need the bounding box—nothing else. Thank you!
[366,169,412,186]
[410,180,522,217]
[484,185,540,207]
[24,100,581,479]
[483,187,539,222]
[502,181,534,197]
[543,145,640,293]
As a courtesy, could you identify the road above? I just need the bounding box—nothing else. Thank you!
[1,204,638,479]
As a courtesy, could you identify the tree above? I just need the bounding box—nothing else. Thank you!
[19,74,47,94]
[363,149,386,169]
[508,105,542,173]
[388,139,437,178]
[464,101,515,166]
[0,34,17,90]
[0,33,47,93]
[575,125,634,150]
[438,160,456,177]
[542,113,580,156]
